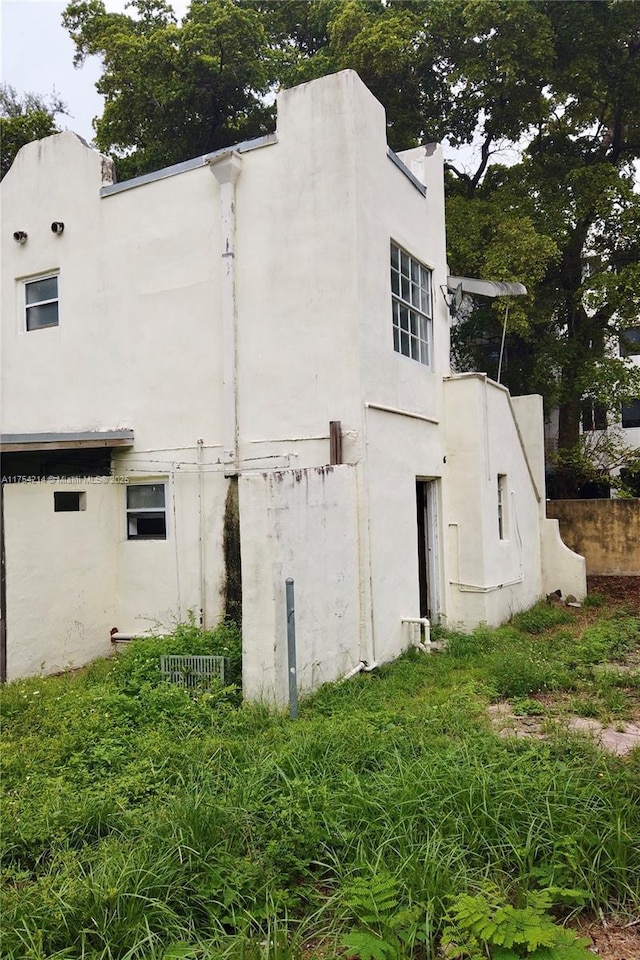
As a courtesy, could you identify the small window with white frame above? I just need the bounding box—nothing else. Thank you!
[126,483,167,540]
[497,474,508,539]
[25,274,59,331]
[391,242,433,367]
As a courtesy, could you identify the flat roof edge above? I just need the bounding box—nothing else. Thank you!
[100,133,278,198]
[1,430,134,453]
[387,148,427,197]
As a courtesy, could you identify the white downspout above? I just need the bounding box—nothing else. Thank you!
[209,152,243,472]
[197,438,206,626]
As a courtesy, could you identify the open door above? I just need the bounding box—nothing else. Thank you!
[416,479,440,622]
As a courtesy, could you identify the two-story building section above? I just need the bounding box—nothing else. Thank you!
[0,71,585,701]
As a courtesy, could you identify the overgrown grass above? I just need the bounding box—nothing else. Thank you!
[1,603,638,959]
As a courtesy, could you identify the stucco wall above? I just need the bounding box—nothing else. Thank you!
[364,408,446,660]
[443,375,544,627]
[1,71,587,690]
[3,480,119,679]
[240,465,361,705]
[546,500,640,576]
[2,465,232,679]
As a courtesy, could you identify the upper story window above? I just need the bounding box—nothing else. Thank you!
[622,398,640,429]
[581,401,607,432]
[620,327,640,358]
[391,242,432,367]
[25,274,59,330]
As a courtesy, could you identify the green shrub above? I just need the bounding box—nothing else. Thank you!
[441,888,592,959]
[511,604,574,635]
[109,617,242,693]
[582,593,604,609]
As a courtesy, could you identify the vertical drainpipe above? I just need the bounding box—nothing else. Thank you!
[197,438,206,627]
[209,152,243,472]
[0,482,7,683]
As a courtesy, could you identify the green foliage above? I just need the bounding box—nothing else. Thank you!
[442,890,593,960]
[547,430,640,500]
[339,870,426,960]
[2,603,639,958]
[62,0,276,179]
[110,616,242,692]
[512,605,574,636]
[56,0,640,475]
[266,0,640,466]
[582,593,604,609]
[0,83,66,179]
[511,698,545,718]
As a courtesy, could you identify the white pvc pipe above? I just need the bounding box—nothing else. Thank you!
[209,152,243,470]
[342,661,366,681]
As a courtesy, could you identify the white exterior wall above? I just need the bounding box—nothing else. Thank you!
[444,375,544,628]
[3,481,118,679]
[1,70,583,690]
[240,465,361,702]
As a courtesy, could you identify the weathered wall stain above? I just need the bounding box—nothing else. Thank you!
[223,477,242,625]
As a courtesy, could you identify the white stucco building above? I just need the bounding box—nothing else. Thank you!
[0,71,585,700]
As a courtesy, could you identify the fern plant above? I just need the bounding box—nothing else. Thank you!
[339,871,426,960]
[441,890,593,960]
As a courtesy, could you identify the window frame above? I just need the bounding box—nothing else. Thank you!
[126,482,168,541]
[621,398,640,429]
[54,491,86,513]
[497,474,509,540]
[390,242,433,368]
[24,273,60,332]
[619,327,640,358]
[581,401,607,432]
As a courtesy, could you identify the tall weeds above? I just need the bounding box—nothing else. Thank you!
[1,606,638,958]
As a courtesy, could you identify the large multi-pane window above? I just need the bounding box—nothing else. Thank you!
[390,242,432,367]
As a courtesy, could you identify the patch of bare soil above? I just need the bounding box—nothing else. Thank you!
[573,916,640,960]
[587,576,640,611]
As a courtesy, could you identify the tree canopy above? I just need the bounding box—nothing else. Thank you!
[57,0,640,494]
[0,85,67,180]
[62,0,275,180]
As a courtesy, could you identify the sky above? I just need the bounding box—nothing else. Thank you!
[1,0,189,144]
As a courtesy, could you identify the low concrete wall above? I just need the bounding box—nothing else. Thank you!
[546,500,640,576]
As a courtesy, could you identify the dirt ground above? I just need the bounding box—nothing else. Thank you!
[587,576,640,610]
[575,916,640,959]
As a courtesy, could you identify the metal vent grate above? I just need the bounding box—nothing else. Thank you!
[160,654,227,690]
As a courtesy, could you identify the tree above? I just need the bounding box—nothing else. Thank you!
[62,0,277,180]
[0,84,67,180]
[259,0,640,497]
[63,0,640,494]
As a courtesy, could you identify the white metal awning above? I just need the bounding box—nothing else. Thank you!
[447,276,528,298]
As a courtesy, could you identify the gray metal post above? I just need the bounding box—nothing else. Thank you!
[285,578,298,719]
